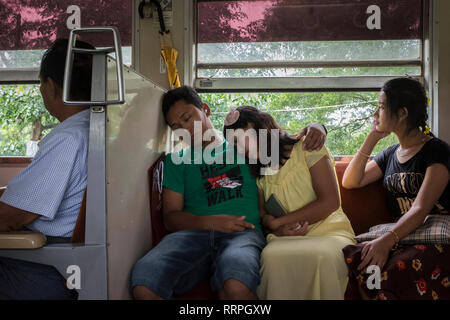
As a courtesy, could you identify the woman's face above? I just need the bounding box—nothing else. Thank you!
[234,123,259,160]
[374,90,396,133]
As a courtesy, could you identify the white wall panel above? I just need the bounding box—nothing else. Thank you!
[105,59,169,299]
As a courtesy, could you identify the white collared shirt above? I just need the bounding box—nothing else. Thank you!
[1,109,90,237]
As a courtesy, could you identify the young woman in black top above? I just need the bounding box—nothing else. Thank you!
[342,77,450,273]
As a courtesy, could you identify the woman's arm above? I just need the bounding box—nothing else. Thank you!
[381,163,449,243]
[357,163,450,270]
[259,188,309,236]
[342,123,387,189]
[266,155,340,230]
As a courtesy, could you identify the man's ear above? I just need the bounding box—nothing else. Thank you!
[47,77,62,100]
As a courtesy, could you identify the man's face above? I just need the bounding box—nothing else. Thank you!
[39,76,56,116]
[165,99,210,145]
[39,77,62,117]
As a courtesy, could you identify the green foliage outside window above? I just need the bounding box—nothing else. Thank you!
[0,84,56,156]
[0,87,399,157]
[200,91,398,156]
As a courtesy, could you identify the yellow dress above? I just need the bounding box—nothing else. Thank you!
[256,142,356,300]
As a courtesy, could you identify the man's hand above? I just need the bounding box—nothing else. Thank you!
[0,201,40,232]
[296,123,327,151]
[205,215,255,233]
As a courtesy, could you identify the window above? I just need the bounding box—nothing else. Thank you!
[200,91,398,156]
[0,0,133,83]
[0,84,56,156]
[194,0,425,155]
[0,0,132,156]
[195,0,424,90]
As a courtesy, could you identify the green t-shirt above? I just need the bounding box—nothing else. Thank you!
[163,140,261,231]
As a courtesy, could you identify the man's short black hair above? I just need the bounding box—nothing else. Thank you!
[161,86,203,124]
[39,38,94,101]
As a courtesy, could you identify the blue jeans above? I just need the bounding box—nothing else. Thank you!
[0,257,78,300]
[130,229,266,299]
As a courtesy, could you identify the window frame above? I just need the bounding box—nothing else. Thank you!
[0,1,136,85]
[0,69,40,85]
[0,1,137,158]
[191,0,430,93]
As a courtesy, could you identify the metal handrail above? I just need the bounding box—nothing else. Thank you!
[197,59,422,70]
[63,27,125,106]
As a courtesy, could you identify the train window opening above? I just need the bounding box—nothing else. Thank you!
[194,0,424,156]
[0,0,133,82]
[198,40,422,64]
[0,84,56,157]
[196,0,424,89]
[200,91,399,157]
[0,0,133,157]
[0,47,132,69]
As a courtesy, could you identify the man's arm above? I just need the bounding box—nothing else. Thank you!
[0,201,40,232]
[162,187,206,232]
[163,187,254,233]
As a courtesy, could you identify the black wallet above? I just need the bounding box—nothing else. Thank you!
[264,194,288,218]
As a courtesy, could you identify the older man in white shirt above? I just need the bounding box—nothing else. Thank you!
[0,38,93,299]
[0,39,92,239]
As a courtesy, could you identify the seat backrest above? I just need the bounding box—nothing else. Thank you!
[335,161,395,235]
[70,188,87,243]
[146,157,395,240]
[148,153,167,246]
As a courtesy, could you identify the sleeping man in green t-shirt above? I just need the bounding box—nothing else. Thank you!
[130,86,327,300]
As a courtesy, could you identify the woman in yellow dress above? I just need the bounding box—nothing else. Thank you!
[223,106,355,299]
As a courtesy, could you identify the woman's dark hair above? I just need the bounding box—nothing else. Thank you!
[382,77,431,135]
[162,86,203,124]
[223,106,297,178]
[39,38,94,101]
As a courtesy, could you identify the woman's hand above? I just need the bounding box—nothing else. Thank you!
[263,214,309,236]
[369,119,390,142]
[262,214,278,230]
[274,221,309,237]
[357,235,394,272]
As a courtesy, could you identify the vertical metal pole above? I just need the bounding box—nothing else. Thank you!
[184,0,195,86]
[61,27,125,299]
[62,27,124,299]
[83,53,108,299]
[86,53,107,244]
[431,0,440,136]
